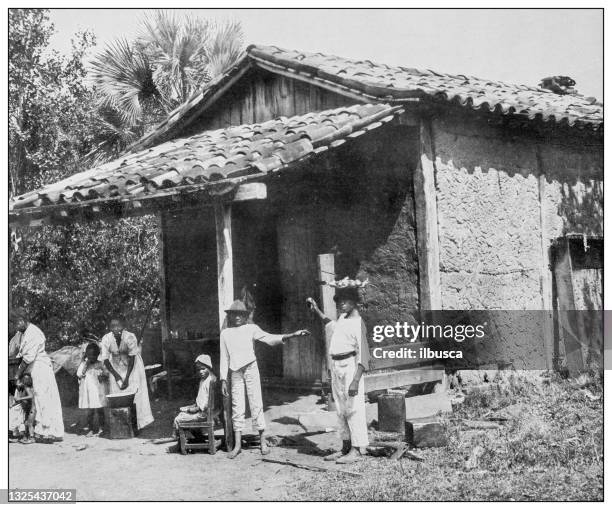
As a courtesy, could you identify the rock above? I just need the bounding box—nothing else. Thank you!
[406,418,448,448]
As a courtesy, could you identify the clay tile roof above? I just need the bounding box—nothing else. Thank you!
[128,44,602,153]
[10,104,402,216]
[249,45,602,130]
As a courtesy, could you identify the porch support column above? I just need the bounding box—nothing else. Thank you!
[317,254,337,385]
[214,203,234,330]
[414,119,442,310]
[156,211,172,398]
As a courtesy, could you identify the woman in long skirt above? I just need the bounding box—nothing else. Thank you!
[10,308,64,442]
[100,317,153,430]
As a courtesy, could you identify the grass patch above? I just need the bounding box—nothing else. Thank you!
[287,372,603,501]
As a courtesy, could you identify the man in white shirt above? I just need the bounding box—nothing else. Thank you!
[308,287,371,464]
[220,300,309,459]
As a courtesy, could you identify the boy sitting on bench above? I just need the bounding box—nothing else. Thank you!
[172,354,215,438]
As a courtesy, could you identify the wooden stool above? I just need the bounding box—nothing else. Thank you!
[105,406,135,439]
[176,422,221,455]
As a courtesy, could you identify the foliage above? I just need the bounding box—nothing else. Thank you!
[89,10,244,136]
[9,9,158,349]
[11,218,159,349]
[10,9,245,349]
[9,9,95,197]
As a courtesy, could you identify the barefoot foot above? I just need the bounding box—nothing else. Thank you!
[227,448,242,459]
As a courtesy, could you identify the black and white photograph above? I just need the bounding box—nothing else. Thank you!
[4,5,606,503]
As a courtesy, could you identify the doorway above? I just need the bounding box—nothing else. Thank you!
[232,201,284,378]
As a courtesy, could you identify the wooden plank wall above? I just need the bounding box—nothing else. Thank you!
[231,201,284,378]
[187,69,357,132]
[268,128,421,383]
[277,207,324,382]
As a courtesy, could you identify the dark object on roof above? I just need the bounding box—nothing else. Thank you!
[9,103,401,216]
[129,44,603,152]
[539,76,577,95]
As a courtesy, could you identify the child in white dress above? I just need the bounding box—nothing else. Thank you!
[77,342,108,437]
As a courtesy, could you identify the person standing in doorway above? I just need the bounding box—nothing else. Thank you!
[220,300,310,459]
[308,287,371,464]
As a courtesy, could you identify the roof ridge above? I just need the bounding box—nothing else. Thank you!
[125,42,602,154]
[247,43,591,98]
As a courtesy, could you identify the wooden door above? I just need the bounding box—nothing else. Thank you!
[277,208,323,382]
[553,237,603,373]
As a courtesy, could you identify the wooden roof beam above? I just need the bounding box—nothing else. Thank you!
[10,182,267,228]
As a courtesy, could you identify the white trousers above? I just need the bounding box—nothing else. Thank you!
[230,361,266,432]
[331,356,368,447]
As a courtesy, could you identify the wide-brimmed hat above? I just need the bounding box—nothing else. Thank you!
[194,354,213,370]
[224,300,250,314]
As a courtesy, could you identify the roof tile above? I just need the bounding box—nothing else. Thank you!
[126,45,601,154]
[10,104,402,214]
[248,45,602,130]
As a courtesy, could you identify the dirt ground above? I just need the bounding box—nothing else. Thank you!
[8,388,346,501]
[9,374,603,501]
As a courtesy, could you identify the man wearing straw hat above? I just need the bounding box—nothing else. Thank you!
[220,300,310,459]
[308,286,371,464]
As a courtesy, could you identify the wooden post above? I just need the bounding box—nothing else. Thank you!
[214,203,234,330]
[317,254,337,385]
[156,211,172,399]
[214,203,234,450]
[536,148,554,370]
[414,120,442,311]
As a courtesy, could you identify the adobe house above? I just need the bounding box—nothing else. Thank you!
[9,45,603,389]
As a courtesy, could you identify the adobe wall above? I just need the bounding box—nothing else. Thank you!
[430,116,603,368]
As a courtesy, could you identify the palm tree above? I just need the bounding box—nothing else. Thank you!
[83,105,141,166]
[87,10,244,161]
[89,38,162,128]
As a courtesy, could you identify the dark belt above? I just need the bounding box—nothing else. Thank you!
[331,351,356,361]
